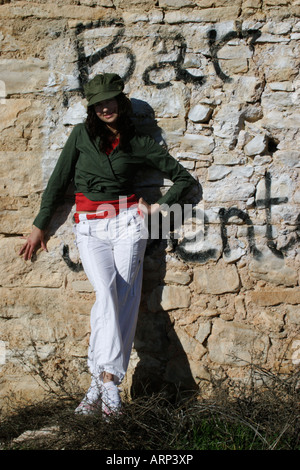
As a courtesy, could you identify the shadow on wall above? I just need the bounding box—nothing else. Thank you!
[132,304,200,400]
[54,97,202,399]
[129,99,202,399]
[130,98,167,145]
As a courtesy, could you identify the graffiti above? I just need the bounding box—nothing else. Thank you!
[217,172,292,262]
[142,33,205,89]
[218,207,262,260]
[207,26,261,83]
[74,20,261,89]
[256,172,288,258]
[61,173,299,270]
[61,21,297,268]
[75,19,136,88]
[62,244,83,272]
[173,173,299,263]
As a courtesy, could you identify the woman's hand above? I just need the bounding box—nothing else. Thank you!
[138,197,160,216]
[19,226,48,261]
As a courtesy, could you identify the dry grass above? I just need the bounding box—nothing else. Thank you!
[1,364,299,451]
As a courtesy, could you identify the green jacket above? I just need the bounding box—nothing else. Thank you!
[33,123,196,230]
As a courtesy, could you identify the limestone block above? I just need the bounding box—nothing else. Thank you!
[273,150,300,168]
[0,99,31,132]
[223,246,246,264]
[121,11,149,23]
[291,340,300,366]
[188,104,213,123]
[207,165,231,181]
[159,0,196,8]
[0,151,42,197]
[244,134,267,156]
[261,45,299,81]
[213,103,243,147]
[163,270,191,285]
[218,57,249,75]
[155,117,186,146]
[0,237,64,286]
[262,110,300,131]
[24,271,64,288]
[113,0,156,9]
[204,179,255,203]
[173,325,206,360]
[213,152,241,166]
[256,34,290,44]
[188,360,210,382]
[269,82,295,92]
[164,6,240,23]
[262,90,296,111]
[181,133,215,154]
[0,286,91,347]
[217,43,253,60]
[71,280,94,293]
[194,263,240,294]
[249,246,298,286]
[293,190,300,203]
[0,2,111,20]
[147,285,191,312]
[235,77,264,103]
[285,305,300,326]
[207,318,270,365]
[0,59,51,95]
[259,309,285,334]
[262,21,292,35]
[195,321,211,344]
[246,289,300,307]
[0,238,33,287]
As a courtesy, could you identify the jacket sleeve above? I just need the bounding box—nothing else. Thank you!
[141,136,196,207]
[33,125,81,230]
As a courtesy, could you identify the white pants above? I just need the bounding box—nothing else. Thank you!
[75,207,148,384]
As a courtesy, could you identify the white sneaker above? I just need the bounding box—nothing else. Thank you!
[74,395,102,415]
[101,381,122,417]
[74,377,102,416]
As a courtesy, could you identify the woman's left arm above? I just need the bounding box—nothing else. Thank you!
[141,136,197,208]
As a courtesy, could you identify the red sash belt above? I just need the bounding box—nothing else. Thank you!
[74,193,139,223]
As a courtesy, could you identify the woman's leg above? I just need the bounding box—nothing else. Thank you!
[75,218,125,385]
[110,208,147,373]
[74,210,147,414]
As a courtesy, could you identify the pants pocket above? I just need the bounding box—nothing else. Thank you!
[77,220,90,235]
[74,220,91,246]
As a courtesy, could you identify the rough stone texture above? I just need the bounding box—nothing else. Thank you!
[193,263,240,294]
[207,318,270,366]
[0,0,299,406]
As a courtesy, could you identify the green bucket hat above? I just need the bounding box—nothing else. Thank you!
[84,73,124,107]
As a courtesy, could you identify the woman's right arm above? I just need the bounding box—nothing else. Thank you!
[19,125,81,260]
[19,226,48,261]
[32,125,81,231]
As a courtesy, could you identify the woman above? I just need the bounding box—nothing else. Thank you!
[19,73,196,417]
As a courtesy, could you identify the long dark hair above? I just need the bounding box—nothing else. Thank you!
[85,92,136,153]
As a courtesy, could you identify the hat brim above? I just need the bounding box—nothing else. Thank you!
[87,90,122,107]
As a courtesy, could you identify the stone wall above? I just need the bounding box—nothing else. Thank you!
[0,0,299,404]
